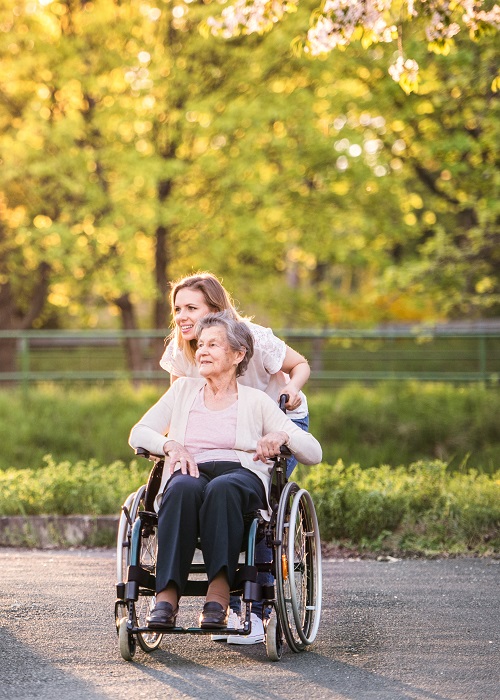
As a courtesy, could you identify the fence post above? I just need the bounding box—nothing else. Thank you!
[19,335,30,396]
[478,334,487,383]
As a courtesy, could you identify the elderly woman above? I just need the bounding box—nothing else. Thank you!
[129,312,322,630]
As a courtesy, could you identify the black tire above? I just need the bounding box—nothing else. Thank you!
[116,485,162,653]
[275,483,322,652]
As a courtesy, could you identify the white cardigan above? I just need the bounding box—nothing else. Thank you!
[129,378,322,512]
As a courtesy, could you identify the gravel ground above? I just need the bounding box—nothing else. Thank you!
[0,548,498,700]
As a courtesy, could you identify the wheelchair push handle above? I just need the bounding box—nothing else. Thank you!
[279,394,289,413]
[278,394,291,456]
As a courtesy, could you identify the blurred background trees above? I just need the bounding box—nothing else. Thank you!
[1,0,499,366]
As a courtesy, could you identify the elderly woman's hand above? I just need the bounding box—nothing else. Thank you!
[253,432,289,463]
[163,440,199,478]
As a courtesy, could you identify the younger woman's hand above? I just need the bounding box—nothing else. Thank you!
[253,432,289,463]
[163,441,199,478]
[283,386,302,411]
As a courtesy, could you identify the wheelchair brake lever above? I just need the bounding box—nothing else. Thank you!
[122,505,133,529]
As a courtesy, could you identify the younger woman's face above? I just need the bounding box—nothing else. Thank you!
[173,288,212,341]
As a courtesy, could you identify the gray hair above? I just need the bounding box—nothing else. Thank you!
[195,311,254,377]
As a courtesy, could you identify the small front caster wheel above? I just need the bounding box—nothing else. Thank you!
[118,617,136,661]
[265,615,283,661]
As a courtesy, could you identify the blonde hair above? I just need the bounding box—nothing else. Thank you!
[167,272,245,362]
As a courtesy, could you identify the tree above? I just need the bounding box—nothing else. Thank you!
[205,0,500,94]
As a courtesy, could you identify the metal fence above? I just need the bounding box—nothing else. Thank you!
[1,325,500,388]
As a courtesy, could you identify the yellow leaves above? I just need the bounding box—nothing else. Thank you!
[416,101,434,115]
[409,193,423,209]
[33,215,53,229]
[3,204,27,229]
[391,120,406,132]
[422,211,437,226]
[48,284,70,308]
[258,162,279,184]
[135,138,153,155]
[272,121,287,138]
[427,39,453,56]
[475,277,495,294]
[330,181,350,196]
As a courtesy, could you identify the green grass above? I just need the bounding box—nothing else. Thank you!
[0,381,499,554]
[1,381,500,474]
[0,382,161,470]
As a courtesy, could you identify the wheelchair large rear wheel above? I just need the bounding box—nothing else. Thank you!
[275,482,322,652]
[116,485,162,652]
[134,511,162,653]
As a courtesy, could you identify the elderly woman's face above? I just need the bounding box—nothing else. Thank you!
[195,326,244,379]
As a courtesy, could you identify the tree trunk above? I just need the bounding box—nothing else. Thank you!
[0,262,51,375]
[151,178,173,367]
[114,293,143,384]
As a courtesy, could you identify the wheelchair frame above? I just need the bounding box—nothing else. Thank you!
[115,447,322,662]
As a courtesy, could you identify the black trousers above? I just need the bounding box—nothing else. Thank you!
[155,462,266,596]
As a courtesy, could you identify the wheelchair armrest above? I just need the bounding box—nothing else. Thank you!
[135,447,151,459]
[135,447,166,460]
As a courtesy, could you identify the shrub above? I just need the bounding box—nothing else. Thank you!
[0,456,149,515]
[302,460,500,554]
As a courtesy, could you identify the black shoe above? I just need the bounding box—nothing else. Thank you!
[147,601,178,629]
[199,602,229,629]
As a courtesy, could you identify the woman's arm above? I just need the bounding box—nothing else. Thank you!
[280,345,310,411]
[254,394,322,465]
[128,382,198,476]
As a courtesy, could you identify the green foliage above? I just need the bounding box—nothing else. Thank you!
[1,0,499,340]
[0,455,148,516]
[302,460,500,554]
[306,381,500,474]
[0,382,161,470]
[1,382,500,474]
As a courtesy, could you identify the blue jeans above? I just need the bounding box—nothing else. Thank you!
[230,414,310,618]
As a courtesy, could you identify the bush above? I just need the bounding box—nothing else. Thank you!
[302,460,500,554]
[307,382,500,474]
[0,456,149,515]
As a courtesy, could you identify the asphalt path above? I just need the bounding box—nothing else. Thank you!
[0,548,498,700]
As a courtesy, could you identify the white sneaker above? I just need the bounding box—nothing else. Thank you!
[227,613,265,645]
[210,610,240,641]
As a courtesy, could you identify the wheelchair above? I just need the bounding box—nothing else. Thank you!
[115,430,322,662]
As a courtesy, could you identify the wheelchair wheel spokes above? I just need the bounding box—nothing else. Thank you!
[275,482,300,652]
[275,483,322,653]
[288,489,322,647]
[136,514,162,652]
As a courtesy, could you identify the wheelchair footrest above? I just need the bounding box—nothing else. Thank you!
[130,624,254,636]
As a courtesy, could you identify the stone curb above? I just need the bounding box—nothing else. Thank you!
[0,515,119,549]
